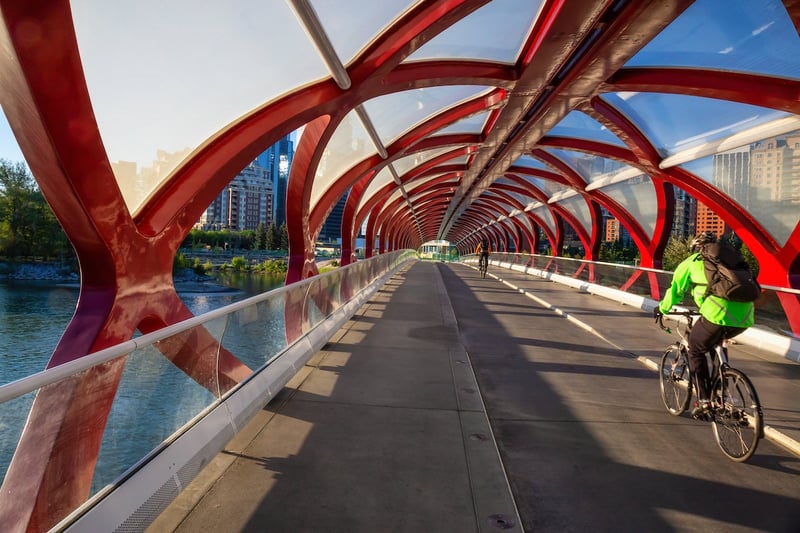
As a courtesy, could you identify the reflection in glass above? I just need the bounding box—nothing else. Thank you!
[627,0,800,80]
[681,130,800,247]
[600,92,791,158]
[311,111,377,208]
[404,0,542,64]
[363,86,492,146]
[594,175,658,236]
[548,111,626,146]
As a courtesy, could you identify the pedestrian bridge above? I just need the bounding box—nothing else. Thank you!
[4,255,799,532]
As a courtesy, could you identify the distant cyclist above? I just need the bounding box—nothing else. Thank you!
[654,232,755,418]
[475,240,491,271]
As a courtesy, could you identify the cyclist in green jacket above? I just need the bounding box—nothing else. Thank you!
[655,232,755,418]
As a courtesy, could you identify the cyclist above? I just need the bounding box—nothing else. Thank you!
[654,232,755,418]
[475,240,491,271]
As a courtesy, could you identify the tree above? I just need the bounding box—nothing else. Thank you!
[266,222,278,250]
[279,222,289,251]
[0,159,74,260]
[662,236,692,271]
[255,223,267,250]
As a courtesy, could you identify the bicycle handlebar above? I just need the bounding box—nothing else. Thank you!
[656,309,698,336]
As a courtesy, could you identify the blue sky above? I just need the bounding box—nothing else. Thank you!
[1,113,24,164]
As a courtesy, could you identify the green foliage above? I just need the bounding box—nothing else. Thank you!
[279,222,289,250]
[253,258,288,274]
[231,255,248,271]
[598,241,638,263]
[266,222,278,250]
[740,242,760,277]
[255,223,267,250]
[0,159,75,261]
[662,236,693,271]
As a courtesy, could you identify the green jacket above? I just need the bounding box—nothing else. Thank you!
[658,252,754,328]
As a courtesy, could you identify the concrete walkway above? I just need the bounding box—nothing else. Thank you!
[151,261,800,533]
[150,261,521,533]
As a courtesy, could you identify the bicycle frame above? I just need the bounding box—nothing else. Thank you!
[657,310,763,462]
[665,312,729,389]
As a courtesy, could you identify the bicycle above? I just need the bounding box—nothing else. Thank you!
[657,310,764,462]
[478,254,488,278]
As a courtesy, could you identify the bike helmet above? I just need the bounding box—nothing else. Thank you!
[690,231,717,251]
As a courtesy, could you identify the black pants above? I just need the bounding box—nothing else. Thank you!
[479,253,489,268]
[688,316,747,400]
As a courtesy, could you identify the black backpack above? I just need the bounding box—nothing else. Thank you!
[699,242,761,302]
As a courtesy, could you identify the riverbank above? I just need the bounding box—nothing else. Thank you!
[0,262,240,294]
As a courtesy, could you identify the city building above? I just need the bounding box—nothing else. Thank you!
[256,136,294,227]
[672,188,697,239]
[198,161,274,230]
[319,194,347,242]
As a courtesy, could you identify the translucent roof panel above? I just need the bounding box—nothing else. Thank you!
[552,195,592,236]
[600,92,792,159]
[310,0,419,67]
[391,146,463,177]
[71,0,328,214]
[626,0,800,80]
[510,154,551,172]
[681,129,800,247]
[547,111,626,147]
[433,111,491,136]
[360,167,397,211]
[529,205,556,237]
[404,0,543,64]
[594,175,658,236]
[539,148,630,185]
[363,86,493,146]
[311,111,377,208]
[516,175,571,199]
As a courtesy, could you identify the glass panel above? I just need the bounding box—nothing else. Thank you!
[361,167,397,208]
[0,391,36,481]
[548,111,626,146]
[539,148,634,185]
[433,111,490,135]
[626,0,800,80]
[311,111,377,208]
[681,129,800,246]
[516,175,570,199]
[530,205,556,237]
[94,342,218,492]
[510,153,551,172]
[0,283,77,386]
[600,92,792,159]
[310,0,419,66]
[363,86,492,146]
[552,195,592,236]
[404,0,543,64]
[70,0,326,214]
[594,175,658,236]
[391,146,460,176]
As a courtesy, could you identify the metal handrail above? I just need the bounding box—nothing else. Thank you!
[0,250,415,404]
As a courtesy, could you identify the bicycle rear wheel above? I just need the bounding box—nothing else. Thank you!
[659,345,692,415]
[710,367,763,462]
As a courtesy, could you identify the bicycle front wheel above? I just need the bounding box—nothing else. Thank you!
[659,345,692,415]
[710,367,763,462]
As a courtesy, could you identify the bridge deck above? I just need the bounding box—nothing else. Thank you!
[150,261,800,532]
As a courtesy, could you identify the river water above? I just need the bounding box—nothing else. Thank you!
[0,272,284,491]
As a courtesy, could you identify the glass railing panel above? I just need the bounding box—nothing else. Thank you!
[220,293,288,369]
[0,391,36,481]
[92,339,219,494]
[481,253,796,339]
